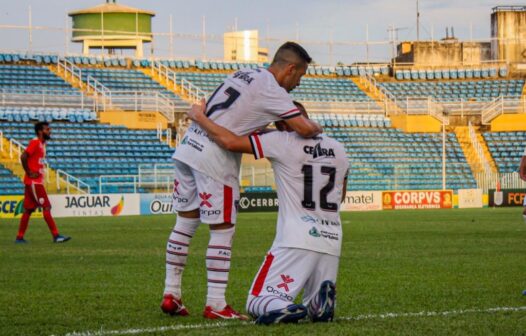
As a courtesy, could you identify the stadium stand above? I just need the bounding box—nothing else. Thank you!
[0,163,24,195]
[79,68,185,102]
[378,79,525,102]
[0,107,96,123]
[0,64,82,96]
[173,72,373,102]
[0,121,173,193]
[312,113,476,191]
[393,67,508,81]
[483,131,526,173]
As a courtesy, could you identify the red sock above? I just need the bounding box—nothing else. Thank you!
[43,210,59,237]
[17,212,31,239]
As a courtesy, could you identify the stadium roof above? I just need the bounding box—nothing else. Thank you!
[68,2,155,16]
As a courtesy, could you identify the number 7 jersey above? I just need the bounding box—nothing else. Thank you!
[249,131,349,257]
[173,68,301,187]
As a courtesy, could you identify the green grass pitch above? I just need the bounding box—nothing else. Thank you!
[1,208,526,335]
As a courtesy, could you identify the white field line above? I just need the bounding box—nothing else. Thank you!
[59,306,526,336]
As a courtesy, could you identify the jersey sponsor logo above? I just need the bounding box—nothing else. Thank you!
[309,226,321,237]
[266,286,294,301]
[308,226,339,241]
[303,143,335,159]
[232,70,255,84]
[301,215,340,226]
[199,192,213,208]
[277,274,294,292]
[200,209,221,216]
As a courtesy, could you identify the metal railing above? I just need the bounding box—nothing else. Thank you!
[109,91,177,122]
[481,96,526,124]
[0,90,95,109]
[56,169,90,194]
[475,171,526,193]
[468,122,490,173]
[57,57,84,90]
[99,175,139,194]
[151,61,178,91]
[301,101,384,114]
[402,97,450,125]
[180,78,207,103]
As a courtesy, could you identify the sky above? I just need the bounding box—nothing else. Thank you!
[0,0,516,64]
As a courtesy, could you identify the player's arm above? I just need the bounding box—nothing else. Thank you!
[282,115,322,138]
[187,100,253,154]
[520,153,526,181]
[341,177,348,203]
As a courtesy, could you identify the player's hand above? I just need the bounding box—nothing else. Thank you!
[28,171,40,179]
[187,99,207,122]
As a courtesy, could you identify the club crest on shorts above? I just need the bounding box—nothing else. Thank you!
[199,192,213,208]
[277,274,294,292]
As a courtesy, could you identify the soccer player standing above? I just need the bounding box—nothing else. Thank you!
[161,42,322,319]
[187,101,348,324]
[15,122,70,244]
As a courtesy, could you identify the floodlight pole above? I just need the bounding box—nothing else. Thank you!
[442,121,446,190]
[416,0,420,41]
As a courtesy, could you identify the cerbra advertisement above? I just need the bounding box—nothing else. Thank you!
[382,190,453,210]
[49,194,140,217]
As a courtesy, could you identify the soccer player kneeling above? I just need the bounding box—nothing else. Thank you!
[187,100,349,324]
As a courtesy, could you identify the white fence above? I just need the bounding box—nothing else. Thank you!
[0,90,96,109]
[475,172,526,193]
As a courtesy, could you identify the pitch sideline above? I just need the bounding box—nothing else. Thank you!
[58,305,526,336]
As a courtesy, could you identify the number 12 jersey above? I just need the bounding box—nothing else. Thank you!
[249,131,349,257]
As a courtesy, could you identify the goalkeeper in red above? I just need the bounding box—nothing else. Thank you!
[187,100,348,324]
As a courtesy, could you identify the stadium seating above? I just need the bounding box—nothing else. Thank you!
[0,65,81,96]
[393,67,507,81]
[378,79,525,102]
[80,68,185,102]
[0,121,173,193]
[174,72,372,102]
[0,53,58,65]
[0,107,96,123]
[483,131,526,173]
[0,164,24,195]
[312,114,475,191]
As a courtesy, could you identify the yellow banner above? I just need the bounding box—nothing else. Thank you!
[0,195,43,218]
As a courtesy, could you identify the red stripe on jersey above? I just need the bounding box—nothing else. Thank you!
[279,108,300,117]
[253,134,264,158]
[223,185,233,224]
[251,253,274,296]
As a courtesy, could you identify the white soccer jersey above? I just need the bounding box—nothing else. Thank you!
[173,68,300,186]
[248,131,349,256]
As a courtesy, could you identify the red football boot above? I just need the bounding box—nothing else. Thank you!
[161,294,189,316]
[203,305,249,320]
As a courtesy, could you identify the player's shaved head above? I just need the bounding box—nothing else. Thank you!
[271,42,312,68]
[268,42,311,93]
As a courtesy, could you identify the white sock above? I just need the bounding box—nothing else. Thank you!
[247,295,290,317]
[206,226,235,310]
[164,216,200,298]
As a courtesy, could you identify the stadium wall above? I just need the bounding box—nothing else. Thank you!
[490,114,526,131]
[99,111,169,129]
[390,115,442,133]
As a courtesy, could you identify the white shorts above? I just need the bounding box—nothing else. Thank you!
[247,246,339,309]
[172,159,239,224]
